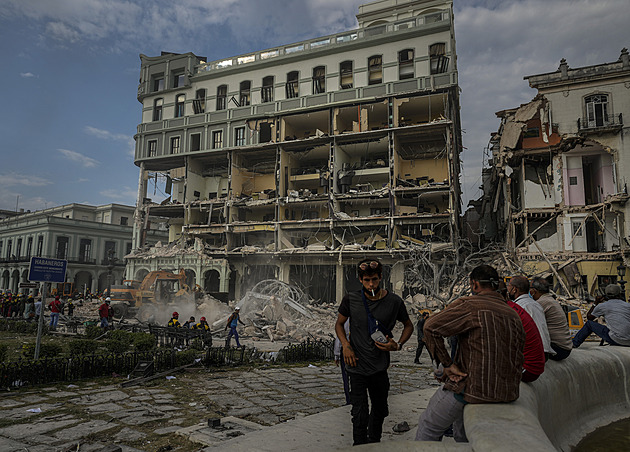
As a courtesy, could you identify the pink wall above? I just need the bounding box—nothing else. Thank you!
[564,168,585,206]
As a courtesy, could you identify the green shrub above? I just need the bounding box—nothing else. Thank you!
[68,339,99,355]
[22,342,63,358]
[0,343,7,362]
[85,325,102,339]
[190,337,205,351]
[109,329,133,345]
[132,333,156,351]
[106,339,129,354]
[175,349,200,367]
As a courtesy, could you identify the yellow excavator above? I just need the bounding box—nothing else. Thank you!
[109,269,193,317]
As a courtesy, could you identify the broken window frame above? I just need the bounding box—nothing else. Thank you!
[170,136,181,154]
[313,66,326,94]
[147,140,157,157]
[175,94,185,118]
[340,60,353,89]
[193,89,206,114]
[216,85,227,110]
[368,55,383,85]
[286,71,299,99]
[239,80,251,106]
[398,48,415,80]
[235,127,246,147]
[429,43,449,75]
[262,76,274,103]
[152,98,163,122]
[212,130,224,149]
[152,74,164,92]
[172,69,185,88]
[190,133,201,152]
[584,94,609,128]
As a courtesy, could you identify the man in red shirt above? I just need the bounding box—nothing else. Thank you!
[99,297,111,330]
[48,296,62,331]
[507,300,545,382]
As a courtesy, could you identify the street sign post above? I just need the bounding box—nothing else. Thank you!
[28,257,68,360]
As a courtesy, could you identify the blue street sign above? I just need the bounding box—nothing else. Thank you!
[28,257,67,283]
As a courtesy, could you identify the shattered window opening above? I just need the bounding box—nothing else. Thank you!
[239,80,251,106]
[235,127,246,146]
[429,43,449,74]
[193,89,206,114]
[313,66,326,94]
[399,49,415,80]
[212,130,223,149]
[175,94,185,118]
[368,55,383,85]
[216,85,227,111]
[153,98,163,121]
[286,71,299,98]
[262,76,274,103]
[340,60,353,89]
[170,136,181,154]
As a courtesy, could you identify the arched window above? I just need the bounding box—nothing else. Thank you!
[193,89,206,114]
[313,66,326,94]
[152,98,163,121]
[398,49,414,80]
[368,55,382,85]
[340,61,353,89]
[239,81,251,106]
[286,71,299,98]
[216,85,227,110]
[175,94,185,118]
[584,94,609,128]
[429,43,448,74]
[262,76,274,103]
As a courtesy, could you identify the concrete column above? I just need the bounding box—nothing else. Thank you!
[278,262,290,284]
[336,264,345,302]
[390,262,405,298]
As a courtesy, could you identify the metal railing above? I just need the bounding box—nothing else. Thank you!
[279,338,334,363]
[148,324,213,348]
[577,113,623,131]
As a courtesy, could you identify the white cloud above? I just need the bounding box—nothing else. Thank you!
[85,126,135,156]
[20,72,35,78]
[0,172,51,187]
[100,187,138,201]
[58,149,100,168]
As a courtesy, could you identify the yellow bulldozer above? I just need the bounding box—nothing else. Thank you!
[109,269,194,317]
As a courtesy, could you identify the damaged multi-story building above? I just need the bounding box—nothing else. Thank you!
[476,49,630,297]
[128,0,463,303]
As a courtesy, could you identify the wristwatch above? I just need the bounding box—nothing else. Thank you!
[397,342,404,351]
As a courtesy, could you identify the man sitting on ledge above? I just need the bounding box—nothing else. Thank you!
[573,284,630,348]
[416,265,525,442]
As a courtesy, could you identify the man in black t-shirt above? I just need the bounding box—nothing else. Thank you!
[335,259,414,445]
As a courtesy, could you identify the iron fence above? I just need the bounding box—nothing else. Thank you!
[148,324,213,348]
[204,346,248,367]
[0,350,176,390]
[279,338,335,363]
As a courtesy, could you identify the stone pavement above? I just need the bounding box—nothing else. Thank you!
[0,344,437,451]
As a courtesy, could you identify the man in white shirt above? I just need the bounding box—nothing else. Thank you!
[573,284,630,348]
[507,276,553,356]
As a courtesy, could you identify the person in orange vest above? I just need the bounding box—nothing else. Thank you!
[48,296,62,331]
[99,298,111,329]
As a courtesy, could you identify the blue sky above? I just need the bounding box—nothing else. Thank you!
[1,0,628,213]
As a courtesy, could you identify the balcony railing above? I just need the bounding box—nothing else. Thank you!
[577,113,623,132]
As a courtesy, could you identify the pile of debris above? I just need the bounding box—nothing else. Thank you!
[212,280,337,342]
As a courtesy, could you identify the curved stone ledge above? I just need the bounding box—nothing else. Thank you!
[358,345,630,451]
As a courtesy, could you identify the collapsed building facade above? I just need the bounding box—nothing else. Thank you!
[128,0,463,303]
[475,50,630,297]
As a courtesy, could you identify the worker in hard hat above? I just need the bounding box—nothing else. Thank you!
[194,316,210,331]
[168,311,181,328]
[183,316,196,329]
[225,307,245,347]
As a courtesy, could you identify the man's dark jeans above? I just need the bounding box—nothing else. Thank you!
[573,320,621,348]
[348,370,390,445]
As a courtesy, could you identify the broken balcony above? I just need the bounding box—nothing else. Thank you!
[281,110,330,141]
[228,228,275,253]
[334,196,390,223]
[394,93,448,128]
[333,224,389,251]
[278,229,333,252]
[333,101,389,134]
[280,144,330,199]
[334,137,390,194]
[394,190,449,217]
[231,149,277,201]
[393,131,449,192]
